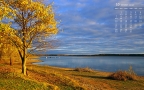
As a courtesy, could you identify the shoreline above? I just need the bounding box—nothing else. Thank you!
[28,56,144,77]
[29,56,112,74]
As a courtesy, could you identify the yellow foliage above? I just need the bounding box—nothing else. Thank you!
[0,0,58,48]
[0,0,58,75]
[0,0,14,20]
[0,23,17,56]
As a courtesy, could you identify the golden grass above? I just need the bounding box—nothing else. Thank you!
[109,66,138,81]
[0,56,144,90]
[27,65,85,90]
[74,67,94,72]
[109,70,137,81]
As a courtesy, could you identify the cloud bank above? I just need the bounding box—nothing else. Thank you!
[44,0,144,54]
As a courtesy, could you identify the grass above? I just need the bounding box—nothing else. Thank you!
[74,67,94,72]
[0,77,48,90]
[0,57,144,90]
[0,67,49,90]
[108,70,137,81]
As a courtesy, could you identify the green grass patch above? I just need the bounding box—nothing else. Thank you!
[0,73,49,90]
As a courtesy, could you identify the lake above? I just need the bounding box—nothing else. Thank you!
[35,56,144,76]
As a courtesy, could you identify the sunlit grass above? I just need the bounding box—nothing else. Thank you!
[74,67,94,72]
[0,72,49,90]
[0,58,144,90]
[27,65,85,90]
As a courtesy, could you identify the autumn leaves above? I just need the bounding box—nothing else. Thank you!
[0,0,58,75]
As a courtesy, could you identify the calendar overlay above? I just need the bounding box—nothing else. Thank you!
[114,3,144,32]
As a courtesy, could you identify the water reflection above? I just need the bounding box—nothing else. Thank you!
[37,56,144,76]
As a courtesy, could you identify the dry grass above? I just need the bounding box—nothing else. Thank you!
[74,67,94,72]
[26,65,85,90]
[109,66,138,81]
[109,70,137,81]
[0,57,144,90]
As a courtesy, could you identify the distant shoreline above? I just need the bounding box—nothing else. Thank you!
[35,54,144,56]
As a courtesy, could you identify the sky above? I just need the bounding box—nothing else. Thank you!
[43,0,144,55]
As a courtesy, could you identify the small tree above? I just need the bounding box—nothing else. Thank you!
[0,23,16,64]
[0,0,58,75]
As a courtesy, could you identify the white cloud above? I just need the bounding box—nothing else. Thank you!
[134,41,144,45]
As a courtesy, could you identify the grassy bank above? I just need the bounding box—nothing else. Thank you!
[0,57,144,90]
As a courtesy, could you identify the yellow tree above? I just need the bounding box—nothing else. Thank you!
[1,0,58,75]
[0,35,16,65]
[0,23,17,65]
[0,0,15,62]
[0,37,17,66]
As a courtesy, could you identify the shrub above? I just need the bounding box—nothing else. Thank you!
[109,66,137,81]
[74,67,94,72]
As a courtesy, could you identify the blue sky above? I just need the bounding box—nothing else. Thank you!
[44,0,144,55]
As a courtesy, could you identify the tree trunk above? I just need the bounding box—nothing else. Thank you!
[22,46,27,75]
[22,58,26,75]
[10,57,13,66]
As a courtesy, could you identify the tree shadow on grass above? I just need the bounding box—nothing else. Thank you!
[73,74,110,80]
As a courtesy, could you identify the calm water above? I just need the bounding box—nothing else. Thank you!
[36,56,144,76]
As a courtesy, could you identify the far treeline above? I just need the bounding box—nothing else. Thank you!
[35,54,144,56]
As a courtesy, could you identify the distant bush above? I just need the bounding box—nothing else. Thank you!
[74,67,94,72]
[109,66,137,81]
